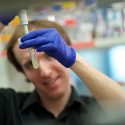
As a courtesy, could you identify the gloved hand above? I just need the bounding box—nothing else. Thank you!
[0,11,17,25]
[19,28,76,68]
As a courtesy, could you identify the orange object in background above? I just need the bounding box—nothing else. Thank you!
[0,16,20,42]
[10,16,20,26]
[0,34,11,42]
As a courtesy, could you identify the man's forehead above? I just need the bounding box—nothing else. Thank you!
[13,42,30,65]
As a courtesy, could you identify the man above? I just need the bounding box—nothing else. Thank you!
[4,20,102,124]
[1,19,125,124]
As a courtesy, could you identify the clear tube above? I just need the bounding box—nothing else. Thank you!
[23,25,39,69]
[19,10,39,69]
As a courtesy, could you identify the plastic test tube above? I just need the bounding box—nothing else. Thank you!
[19,9,39,69]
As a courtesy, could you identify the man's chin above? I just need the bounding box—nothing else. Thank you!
[47,91,65,100]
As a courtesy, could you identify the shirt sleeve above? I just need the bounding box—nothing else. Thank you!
[80,96,106,123]
[0,88,17,124]
[0,89,9,124]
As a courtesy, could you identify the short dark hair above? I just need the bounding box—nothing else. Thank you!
[6,20,72,73]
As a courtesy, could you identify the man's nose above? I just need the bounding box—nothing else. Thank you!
[38,59,52,77]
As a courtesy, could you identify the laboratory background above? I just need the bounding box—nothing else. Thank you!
[0,0,125,96]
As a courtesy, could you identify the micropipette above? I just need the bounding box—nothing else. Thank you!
[19,9,39,69]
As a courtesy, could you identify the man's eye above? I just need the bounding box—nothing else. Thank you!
[24,61,33,69]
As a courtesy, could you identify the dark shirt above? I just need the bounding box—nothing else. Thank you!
[0,87,104,125]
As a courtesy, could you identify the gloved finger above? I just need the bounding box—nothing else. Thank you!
[19,37,49,49]
[21,28,51,41]
[36,43,53,52]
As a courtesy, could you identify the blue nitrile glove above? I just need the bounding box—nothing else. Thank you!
[0,11,17,25]
[20,28,76,68]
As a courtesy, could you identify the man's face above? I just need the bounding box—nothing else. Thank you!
[13,42,71,100]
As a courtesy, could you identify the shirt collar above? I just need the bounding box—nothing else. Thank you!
[67,87,87,108]
[21,87,86,112]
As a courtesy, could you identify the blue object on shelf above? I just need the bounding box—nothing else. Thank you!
[84,0,96,5]
[53,4,62,11]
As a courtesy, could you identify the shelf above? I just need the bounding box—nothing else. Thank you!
[71,36,125,50]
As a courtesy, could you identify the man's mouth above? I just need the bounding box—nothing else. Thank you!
[43,76,60,87]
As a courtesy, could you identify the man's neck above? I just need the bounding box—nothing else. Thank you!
[39,87,72,117]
